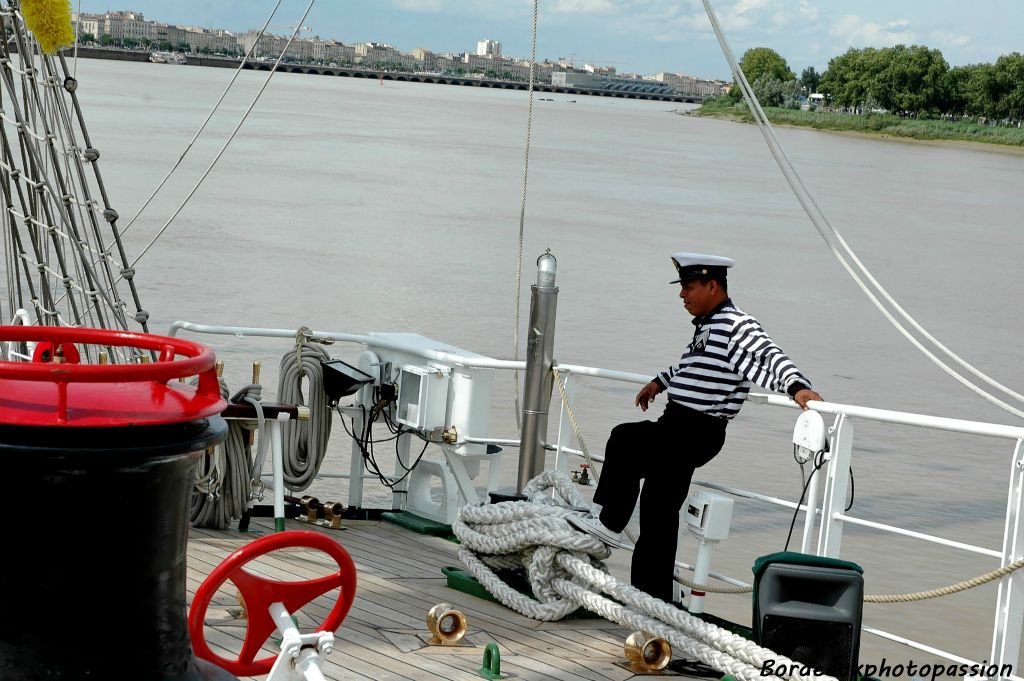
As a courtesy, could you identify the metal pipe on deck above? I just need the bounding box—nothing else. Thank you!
[517,251,558,492]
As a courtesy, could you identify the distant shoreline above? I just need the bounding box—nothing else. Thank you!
[689,101,1024,151]
[62,46,706,104]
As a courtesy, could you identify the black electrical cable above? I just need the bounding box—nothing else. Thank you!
[845,466,855,511]
[336,405,402,445]
[783,448,827,552]
[336,403,399,489]
[334,403,435,490]
[387,437,431,487]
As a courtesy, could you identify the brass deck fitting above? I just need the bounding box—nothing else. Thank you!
[322,500,344,529]
[299,496,319,524]
[624,631,672,672]
[426,603,468,645]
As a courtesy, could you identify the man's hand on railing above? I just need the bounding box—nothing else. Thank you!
[793,388,824,410]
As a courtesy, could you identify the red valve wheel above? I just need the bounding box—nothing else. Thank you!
[188,530,357,677]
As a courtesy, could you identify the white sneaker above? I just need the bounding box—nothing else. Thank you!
[567,514,622,547]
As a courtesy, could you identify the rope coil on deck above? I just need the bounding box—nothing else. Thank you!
[276,329,333,491]
[191,379,268,529]
[454,471,837,681]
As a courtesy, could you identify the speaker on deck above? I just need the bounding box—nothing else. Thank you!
[753,552,864,681]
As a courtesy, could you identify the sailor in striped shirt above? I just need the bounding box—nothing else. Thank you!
[568,252,823,604]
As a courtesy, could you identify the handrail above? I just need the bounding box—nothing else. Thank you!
[833,513,1002,559]
[748,392,1024,441]
[170,319,1024,440]
[168,320,525,371]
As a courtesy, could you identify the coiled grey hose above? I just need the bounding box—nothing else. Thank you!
[277,341,333,491]
[190,380,267,529]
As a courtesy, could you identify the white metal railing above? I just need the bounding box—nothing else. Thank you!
[170,320,1024,679]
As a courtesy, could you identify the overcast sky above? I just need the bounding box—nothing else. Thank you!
[75,0,1021,80]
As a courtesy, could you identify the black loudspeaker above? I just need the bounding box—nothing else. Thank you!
[753,553,864,681]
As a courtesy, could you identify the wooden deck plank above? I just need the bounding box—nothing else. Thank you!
[185,518,644,681]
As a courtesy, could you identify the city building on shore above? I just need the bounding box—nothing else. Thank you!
[654,72,729,97]
[552,70,676,95]
[69,10,723,91]
[476,39,500,58]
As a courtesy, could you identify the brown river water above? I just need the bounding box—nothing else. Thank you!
[61,57,1024,673]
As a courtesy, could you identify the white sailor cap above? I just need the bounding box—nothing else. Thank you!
[669,252,735,284]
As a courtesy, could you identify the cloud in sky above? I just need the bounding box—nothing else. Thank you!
[930,29,969,48]
[551,0,615,13]
[390,0,442,12]
[798,1,818,22]
[830,15,916,48]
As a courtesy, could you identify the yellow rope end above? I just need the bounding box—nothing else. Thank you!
[21,0,75,55]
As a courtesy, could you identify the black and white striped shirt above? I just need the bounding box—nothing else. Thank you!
[654,298,811,420]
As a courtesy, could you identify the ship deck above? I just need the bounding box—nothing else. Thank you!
[187,516,658,681]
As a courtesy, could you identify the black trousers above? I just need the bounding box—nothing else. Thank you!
[594,401,727,603]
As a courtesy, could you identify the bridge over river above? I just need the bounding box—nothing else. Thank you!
[77,48,708,104]
[236,62,709,103]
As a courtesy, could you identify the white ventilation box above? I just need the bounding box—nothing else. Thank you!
[395,364,447,430]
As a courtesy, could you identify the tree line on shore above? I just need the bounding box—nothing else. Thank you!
[725,46,1023,123]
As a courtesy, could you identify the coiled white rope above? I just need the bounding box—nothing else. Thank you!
[454,471,835,681]
[454,471,612,621]
[276,331,333,491]
[700,0,1024,420]
[190,380,268,529]
[190,376,231,526]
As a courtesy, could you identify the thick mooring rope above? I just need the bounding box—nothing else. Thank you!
[454,471,836,681]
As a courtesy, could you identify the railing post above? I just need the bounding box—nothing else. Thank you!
[800,461,822,554]
[990,438,1024,679]
[817,414,853,557]
[517,251,558,492]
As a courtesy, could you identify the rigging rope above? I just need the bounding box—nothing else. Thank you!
[0,23,134,335]
[863,557,1024,603]
[116,0,284,239]
[512,0,539,432]
[673,556,1024,602]
[0,4,152,337]
[100,0,317,293]
[700,0,1024,420]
